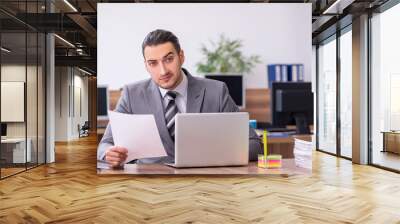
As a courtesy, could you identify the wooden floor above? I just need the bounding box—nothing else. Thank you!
[1,135,400,223]
[1,163,45,178]
[372,151,400,171]
[1,167,26,178]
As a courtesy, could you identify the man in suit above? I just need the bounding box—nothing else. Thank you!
[98,29,262,168]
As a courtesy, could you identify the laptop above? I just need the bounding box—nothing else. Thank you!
[166,112,249,168]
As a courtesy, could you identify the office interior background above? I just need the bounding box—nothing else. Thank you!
[1,0,399,178]
[1,0,400,222]
[97,3,311,89]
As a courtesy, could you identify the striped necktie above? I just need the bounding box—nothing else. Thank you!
[165,91,179,140]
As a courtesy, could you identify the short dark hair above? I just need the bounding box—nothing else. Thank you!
[142,29,181,57]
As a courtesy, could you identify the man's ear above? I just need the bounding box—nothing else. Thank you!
[179,50,185,64]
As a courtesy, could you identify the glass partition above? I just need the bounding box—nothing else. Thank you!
[339,28,352,158]
[370,3,400,171]
[0,1,46,179]
[1,31,28,177]
[317,36,337,155]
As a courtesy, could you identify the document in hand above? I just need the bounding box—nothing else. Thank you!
[108,111,167,163]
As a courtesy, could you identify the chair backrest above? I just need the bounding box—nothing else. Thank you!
[82,121,90,129]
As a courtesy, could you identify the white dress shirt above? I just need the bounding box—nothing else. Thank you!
[159,70,188,113]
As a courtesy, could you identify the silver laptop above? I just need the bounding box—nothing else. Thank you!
[166,112,249,168]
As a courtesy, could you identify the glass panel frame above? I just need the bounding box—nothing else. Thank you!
[317,35,338,155]
[0,0,47,179]
[0,31,28,178]
[370,2,400,172]
[339,26,353,159]
[316,24,354,161]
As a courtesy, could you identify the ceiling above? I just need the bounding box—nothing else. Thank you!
[0,0,390,75]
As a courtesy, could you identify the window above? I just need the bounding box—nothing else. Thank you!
[370,2,400,171]
[0,1,47,179]
[317,36,337,154]
[339,28,352,158]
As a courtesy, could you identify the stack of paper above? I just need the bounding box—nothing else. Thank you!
[108,111,167,163]
[293,138,313,169]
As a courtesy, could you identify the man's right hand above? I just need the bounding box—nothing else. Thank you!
[105,146,128,168]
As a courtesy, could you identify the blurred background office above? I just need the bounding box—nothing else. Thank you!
[96,3,313,135]
[1,0,400,179]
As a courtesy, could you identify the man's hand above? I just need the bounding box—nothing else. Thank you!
[105,146,128,168]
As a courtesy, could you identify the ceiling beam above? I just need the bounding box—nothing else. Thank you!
[55,55,96,71]
[66,13,97,36]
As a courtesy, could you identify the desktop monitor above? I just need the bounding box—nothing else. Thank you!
[1,123,7,138]
[97,86,109,119]
[271,82,313,134]
[205,74,245,107]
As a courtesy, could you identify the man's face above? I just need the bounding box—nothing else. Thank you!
[144,42,185,90]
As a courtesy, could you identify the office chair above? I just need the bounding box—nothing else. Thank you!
[79,121,90,138]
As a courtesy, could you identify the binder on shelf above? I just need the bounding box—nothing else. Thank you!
[281,65,288,82]
[290,65,298,81]
[275,65,281,82]
[298,64,304,81]
[267,64,281,88]
[267,63,305,88]
[288,64,305,82]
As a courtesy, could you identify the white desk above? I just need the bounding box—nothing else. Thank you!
[1,138,31,163]
[97,160,311,175]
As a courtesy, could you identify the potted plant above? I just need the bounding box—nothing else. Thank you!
[196,35,261,108]
[196,34,261,75]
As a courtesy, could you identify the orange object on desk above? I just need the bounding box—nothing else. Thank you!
[258,154,282,168]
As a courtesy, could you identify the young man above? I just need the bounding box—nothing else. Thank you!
[98,29,262,168]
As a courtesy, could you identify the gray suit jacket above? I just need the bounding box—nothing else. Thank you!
[98,68,263,163]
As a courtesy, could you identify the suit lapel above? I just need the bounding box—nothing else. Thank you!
[185,69,205,113]
[143,69,205,157]
[144,81,174,155]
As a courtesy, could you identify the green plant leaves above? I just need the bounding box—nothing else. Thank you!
[196,35,261,74]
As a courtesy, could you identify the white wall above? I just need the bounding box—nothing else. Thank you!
[1,65,37,138]
[72,74,89,138]
[1,64,46,163]
[98,3,312,90]
[55,67,69,141]
[1,65,26,139]
[55,67,89,141]
[78,75,89,126]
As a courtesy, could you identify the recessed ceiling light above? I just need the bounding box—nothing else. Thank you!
[322,0,354,15]
[1,47,11,53]
[63,0,78,12]
[54,34,75,48]
[78,67,92,76]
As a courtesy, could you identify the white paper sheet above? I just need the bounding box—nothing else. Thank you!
[108,111,167,163]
